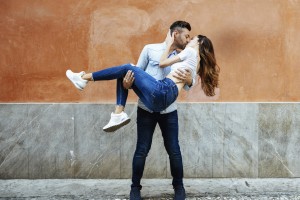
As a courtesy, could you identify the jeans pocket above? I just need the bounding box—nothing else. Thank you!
[151,89,167,112]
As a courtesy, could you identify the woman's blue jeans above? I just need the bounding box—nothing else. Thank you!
[92,63,178,112]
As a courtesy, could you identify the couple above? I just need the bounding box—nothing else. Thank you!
[66,21,219,200]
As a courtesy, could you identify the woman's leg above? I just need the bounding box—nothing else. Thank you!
[79,74,125,114]
[90,63,158,111]
[81,73,93,81]
[83,63,158,131]
[115,77,127,114]
[67,63,159,112]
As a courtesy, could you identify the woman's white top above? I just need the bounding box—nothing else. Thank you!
[170,46,197,78]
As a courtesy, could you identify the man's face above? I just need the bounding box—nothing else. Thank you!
[174,28,191,49]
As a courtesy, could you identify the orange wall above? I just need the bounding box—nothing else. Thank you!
[1,0,299,102]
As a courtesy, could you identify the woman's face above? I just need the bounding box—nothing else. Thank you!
[187,36,199,47]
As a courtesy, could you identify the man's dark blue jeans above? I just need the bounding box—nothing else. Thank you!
[131,107,183,189]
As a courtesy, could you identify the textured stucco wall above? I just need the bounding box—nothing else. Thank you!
[1,103,299,179]
[0,0,300,102]
[1,0,299,180]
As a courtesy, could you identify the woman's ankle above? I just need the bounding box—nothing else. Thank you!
[114,105,124,114]
[82,73,92,81]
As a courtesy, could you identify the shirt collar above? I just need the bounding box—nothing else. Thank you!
[162,42,177,57]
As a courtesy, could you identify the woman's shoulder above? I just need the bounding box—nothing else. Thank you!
[179,46,197,60]
[184,46,197,55]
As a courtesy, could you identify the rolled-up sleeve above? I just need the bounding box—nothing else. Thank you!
[183,78,196,91]
[136,45,149,70]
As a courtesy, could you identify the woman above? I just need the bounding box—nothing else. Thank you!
[66,33,220,132]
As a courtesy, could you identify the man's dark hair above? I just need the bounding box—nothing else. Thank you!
[170,21,191,34]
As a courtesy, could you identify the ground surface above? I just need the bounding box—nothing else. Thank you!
[0,179,299,199]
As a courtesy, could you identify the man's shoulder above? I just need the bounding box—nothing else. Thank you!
[144,42,166,51]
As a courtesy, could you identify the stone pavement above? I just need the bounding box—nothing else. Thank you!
[0,179,299,200]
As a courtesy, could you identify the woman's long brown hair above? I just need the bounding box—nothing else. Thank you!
[197,35,220,96]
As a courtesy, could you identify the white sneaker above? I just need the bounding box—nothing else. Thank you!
[103,112,131,132]
[66,69,88,90]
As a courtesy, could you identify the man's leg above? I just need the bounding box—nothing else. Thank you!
[158,110,185,198]
[131,108,157,188]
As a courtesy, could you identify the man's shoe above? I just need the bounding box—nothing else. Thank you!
[130,187,142,200]
[66,69,88,90]
[174,186,186,200]
[103,111,131,132]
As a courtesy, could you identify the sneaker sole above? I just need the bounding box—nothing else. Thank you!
[103,118,131,132]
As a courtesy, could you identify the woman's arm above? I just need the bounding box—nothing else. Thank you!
[159,31,181,68]
[159,54,181,68]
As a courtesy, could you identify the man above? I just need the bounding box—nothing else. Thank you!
[123,21,194,200]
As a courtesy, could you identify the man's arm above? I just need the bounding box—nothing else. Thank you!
[172,68,195,90]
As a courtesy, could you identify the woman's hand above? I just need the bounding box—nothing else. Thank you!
[165,29,175,46]
[160,29,177,67]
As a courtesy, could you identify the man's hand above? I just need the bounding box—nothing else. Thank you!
[123,70,135,89]
[173,68,193,87]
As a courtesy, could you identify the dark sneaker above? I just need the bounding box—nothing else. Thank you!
[130,187,142,200]
[174,186,186,200]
